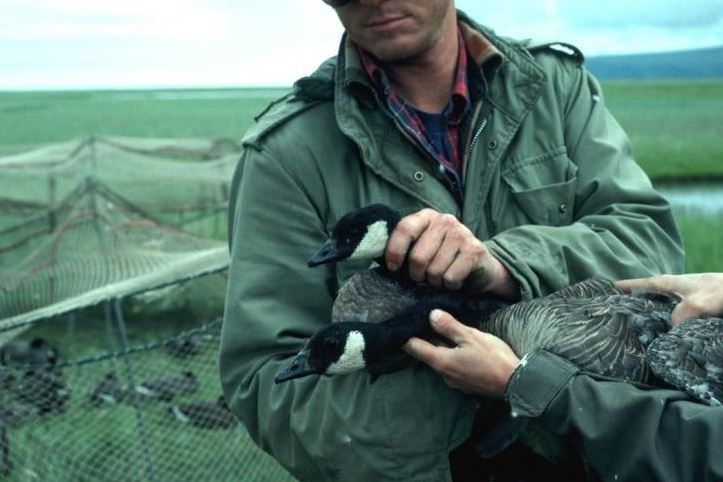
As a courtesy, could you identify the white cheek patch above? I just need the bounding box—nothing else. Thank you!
[350,221,388,260]
[327,331,366,375]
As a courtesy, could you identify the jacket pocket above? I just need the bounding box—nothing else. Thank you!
[501,147,578,226]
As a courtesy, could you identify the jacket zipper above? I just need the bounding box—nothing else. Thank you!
[462,101,489,182]
[465,118,488,163]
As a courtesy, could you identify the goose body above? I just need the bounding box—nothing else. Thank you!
[15,369,69,414]
[647,317,723,406]
[276,204,723,407]
[169,396,238,429]
[134,371,199,402]
[166,334,205,358]
[0,338,58,369]
[89,373,126,406]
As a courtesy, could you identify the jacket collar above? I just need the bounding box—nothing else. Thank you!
[334,10,546,120]
[338,12,504,105]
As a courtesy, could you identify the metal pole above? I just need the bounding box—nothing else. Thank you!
[112,298,159,482]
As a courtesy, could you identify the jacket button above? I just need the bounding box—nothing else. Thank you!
[488,140,498,150]
[413,171,424,182]
[559,203,567,213]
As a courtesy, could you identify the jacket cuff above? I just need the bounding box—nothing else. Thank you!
[504,350,580,418]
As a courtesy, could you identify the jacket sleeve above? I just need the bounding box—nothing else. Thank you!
[485,61,683,299]
[219,145,475,481]
[505,350,723,482]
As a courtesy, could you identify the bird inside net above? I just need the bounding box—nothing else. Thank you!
[0,303,295,482]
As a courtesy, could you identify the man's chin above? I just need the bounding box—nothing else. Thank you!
[362,38,426,64]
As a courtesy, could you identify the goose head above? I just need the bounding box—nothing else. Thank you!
[273,299,503,383]
[275,322,374,382]
[308,204,400,267]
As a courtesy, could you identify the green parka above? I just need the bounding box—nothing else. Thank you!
[220,13,683,482]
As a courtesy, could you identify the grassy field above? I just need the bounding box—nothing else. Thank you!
[0,80,720,273]
[1,81,722,181]
[672,208,723,273]
[0,88,287,152]
[602,80,723,180]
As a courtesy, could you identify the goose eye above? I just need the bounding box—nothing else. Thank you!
[343,230,362,245]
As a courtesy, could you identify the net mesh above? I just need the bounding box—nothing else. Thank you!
[0,136,235,244]
[0,137,234,334]
[0,313,294,482]
[0,138,296,481]
[0,179,229,338]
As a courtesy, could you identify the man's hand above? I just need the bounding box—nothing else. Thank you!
[616,273,723,326]
[384,208,519,298]
[404,310,521,398]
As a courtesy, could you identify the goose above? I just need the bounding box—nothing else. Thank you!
[15,369,69,414]
[275,204,723,407]
[0,338,58,369]
[169,396,238,430]
[166,333,205,358]
[0,400,37,428]
[89,373,126,406]
[134,371,200,402]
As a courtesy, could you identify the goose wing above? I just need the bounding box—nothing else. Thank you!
[485,292,672,383]
[544,278,621,300]
[647,317,723,406]
[332,269,419,324]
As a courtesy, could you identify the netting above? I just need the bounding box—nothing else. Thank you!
[0,309,294,482]
[0,137,235,336]
[0,138,296,481]
[0,179,229,339]
[0,136,236,243]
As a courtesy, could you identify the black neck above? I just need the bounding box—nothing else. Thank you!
[362,302,436,364]
[373,256,416,287]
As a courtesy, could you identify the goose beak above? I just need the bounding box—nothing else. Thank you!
[275,351,317,383]
[308,239,342,267]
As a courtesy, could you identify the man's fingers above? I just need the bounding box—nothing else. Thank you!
[385,210,433,271]
[408,226,447,283]
[444,242,487,290]
[424,245,458,288]
[615,275,674,294]
[429,309,469,345]
[404,337,444,365]
[670,296,710,326]
[670,303,695,326]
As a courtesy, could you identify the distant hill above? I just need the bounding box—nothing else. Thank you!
[586,45,723,80]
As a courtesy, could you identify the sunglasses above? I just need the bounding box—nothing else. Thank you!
[323,0,354,7]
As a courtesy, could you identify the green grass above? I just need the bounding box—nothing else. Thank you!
[1,82,722,181]
[602,80,723,180]
[673,209,723,273]
[0,88,288,149]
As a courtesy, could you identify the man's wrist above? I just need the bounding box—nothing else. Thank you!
[482,257,521,300]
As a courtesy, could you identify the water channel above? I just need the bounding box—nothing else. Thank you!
[658,183,723,215]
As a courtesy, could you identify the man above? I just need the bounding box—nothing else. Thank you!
[220,1,683,480]
[405,273,723,481]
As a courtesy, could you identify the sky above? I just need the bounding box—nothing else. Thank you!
[1,0,723,90]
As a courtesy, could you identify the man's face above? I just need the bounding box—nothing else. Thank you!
[333,0,455,63]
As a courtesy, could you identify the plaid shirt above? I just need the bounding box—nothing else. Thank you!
[357,29,470,200]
